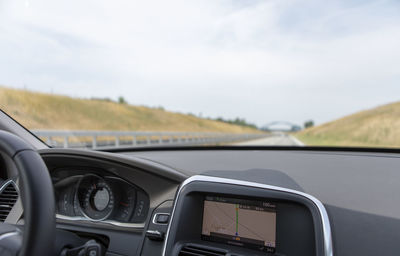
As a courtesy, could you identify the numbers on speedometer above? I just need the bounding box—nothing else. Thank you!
[77,175,115,220]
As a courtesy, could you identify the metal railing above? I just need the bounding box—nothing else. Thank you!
[33,130,268,149]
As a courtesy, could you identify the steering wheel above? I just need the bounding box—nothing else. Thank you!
[0,131,55,256]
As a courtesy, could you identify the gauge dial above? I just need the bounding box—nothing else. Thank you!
[57,187,75,216]
[112,185,136,222]
[76,175,114,220]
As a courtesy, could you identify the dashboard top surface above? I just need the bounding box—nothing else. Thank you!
[122,149,400,219]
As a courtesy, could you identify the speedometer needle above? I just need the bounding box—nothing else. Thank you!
[120,202,129,206]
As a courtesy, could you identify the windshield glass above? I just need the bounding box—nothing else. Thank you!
[1,0,399,149]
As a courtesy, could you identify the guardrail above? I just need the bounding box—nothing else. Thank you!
[32,130,268,149]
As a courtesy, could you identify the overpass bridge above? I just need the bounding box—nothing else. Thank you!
[261,121,302,132]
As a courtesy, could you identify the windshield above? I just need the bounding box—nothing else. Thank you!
[1,1,399,149]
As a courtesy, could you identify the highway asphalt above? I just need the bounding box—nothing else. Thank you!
[235,132,304,146]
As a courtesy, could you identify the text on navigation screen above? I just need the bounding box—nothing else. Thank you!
[201,196,276,253]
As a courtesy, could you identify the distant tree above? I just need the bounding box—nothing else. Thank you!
[118,96,127,104]
[214,116,258,129]
[91,97,113,102]
[304,120,314,129]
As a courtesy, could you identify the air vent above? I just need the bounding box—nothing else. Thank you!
[0,181,18,222]
[179,244,226,256]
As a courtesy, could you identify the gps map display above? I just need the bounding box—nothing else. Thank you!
[201,196,276,253]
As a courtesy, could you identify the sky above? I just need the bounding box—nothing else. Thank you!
[0,0,400,127]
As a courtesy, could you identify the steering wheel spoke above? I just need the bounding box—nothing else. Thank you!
[0,131,55,256]
[0,223,22,256]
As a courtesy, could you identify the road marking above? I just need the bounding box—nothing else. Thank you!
[288,135,305,146]
[234,132,304,146]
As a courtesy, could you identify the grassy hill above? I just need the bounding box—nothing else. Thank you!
[0,86,260,134]
[296,101,400,147]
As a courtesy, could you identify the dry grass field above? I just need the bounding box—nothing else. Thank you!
[0,86,261,134]
[295,101,400,148]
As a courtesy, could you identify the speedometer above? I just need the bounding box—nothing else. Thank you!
[76,174,115,220]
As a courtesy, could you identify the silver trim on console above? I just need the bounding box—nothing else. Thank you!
[56,214,145,228]
[0,231,20,241]
[162,175,333,256]
[152,213,170,225]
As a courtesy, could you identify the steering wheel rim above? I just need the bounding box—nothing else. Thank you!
[0,131,55,256]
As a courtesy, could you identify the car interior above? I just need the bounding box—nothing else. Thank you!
[0,110,399,256]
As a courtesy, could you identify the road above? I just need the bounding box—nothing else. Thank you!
[235,132,304,146]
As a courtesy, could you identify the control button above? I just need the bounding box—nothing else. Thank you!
[61,239,104,256]
[86,246,99,256]
[146,230,165,241]
[156,214,170,224]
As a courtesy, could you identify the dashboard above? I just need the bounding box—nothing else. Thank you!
[2,146,400,256]
[37,149,331,256]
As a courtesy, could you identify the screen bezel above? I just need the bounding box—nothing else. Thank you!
[164,181,320,256]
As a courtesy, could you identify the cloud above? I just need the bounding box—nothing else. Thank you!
[0,0,400,126]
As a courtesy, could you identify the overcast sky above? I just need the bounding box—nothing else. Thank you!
[1,0,400,127]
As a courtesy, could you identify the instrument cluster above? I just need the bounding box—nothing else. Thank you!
[54,171,149,225]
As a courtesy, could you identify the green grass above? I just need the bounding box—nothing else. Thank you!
[295,101,400,148]
[0,86,262,134]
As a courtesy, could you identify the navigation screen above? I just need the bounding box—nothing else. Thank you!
[201,196,276,253]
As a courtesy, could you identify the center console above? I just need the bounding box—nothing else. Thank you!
[162,175,332,256]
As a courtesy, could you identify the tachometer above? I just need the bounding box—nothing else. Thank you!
[76,174,114,220]
[111,184,136,222]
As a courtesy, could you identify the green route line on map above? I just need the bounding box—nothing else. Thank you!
[212,203,266,241]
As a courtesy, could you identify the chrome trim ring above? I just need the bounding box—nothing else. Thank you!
[74,174,114,222]
[56,214,145,228]
[162,175,333,256]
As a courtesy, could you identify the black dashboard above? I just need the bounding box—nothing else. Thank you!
[2,147,400,255]
[38,148,332,256]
